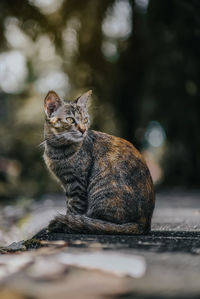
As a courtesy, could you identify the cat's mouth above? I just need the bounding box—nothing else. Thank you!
[46,126,88,147]
[71,130,87,139]
[54,130,87,142]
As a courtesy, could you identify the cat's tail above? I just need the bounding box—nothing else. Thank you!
[49,213,149,235]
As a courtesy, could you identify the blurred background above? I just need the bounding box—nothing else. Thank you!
[0,0,200,201]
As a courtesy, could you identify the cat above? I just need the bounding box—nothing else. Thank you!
[43,90,155,235]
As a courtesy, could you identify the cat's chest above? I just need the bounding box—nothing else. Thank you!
[44,146,90,184]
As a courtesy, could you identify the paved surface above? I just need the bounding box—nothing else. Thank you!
[0,189,200,298]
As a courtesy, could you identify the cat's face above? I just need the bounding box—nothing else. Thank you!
[44,90,91,145]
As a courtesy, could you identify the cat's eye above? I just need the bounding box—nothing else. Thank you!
[66,117,75,124]
[83,117,88,124]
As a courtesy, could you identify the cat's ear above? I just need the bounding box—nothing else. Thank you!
[44,91,63,117]
[75,90,92,107]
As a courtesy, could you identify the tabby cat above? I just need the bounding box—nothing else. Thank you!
[43,90,155,234]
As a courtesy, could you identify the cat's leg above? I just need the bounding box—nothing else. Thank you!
[48,193,88,233]
[65,178,88,214]
[67,195,87,214]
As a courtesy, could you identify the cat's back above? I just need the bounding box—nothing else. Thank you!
[89,129,145,165]
[89,129,154,193]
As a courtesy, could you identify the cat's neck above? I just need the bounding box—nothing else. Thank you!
[45,139,83,160]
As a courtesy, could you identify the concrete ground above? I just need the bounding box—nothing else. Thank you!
[0,189,200,298]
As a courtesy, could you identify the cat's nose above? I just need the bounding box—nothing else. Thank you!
[77,124,86,134]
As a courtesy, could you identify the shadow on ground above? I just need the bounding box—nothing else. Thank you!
[29,229,200,255]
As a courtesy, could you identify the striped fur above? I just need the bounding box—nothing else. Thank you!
[44,91,155,235]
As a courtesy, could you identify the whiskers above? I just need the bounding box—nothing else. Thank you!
[43,128,88,148]
[38,140,46,148]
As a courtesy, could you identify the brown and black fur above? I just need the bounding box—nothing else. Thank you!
[43,90,155,235]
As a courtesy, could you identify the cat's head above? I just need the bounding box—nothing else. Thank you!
[44,90,91,146]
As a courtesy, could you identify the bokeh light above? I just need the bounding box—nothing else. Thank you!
[29,0,64,14]
[102,0,132,39]
[145,121,166,148]
[0,51,27,93]
[34,70,70,96]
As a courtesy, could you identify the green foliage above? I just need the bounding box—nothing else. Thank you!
[0,0,199,198]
